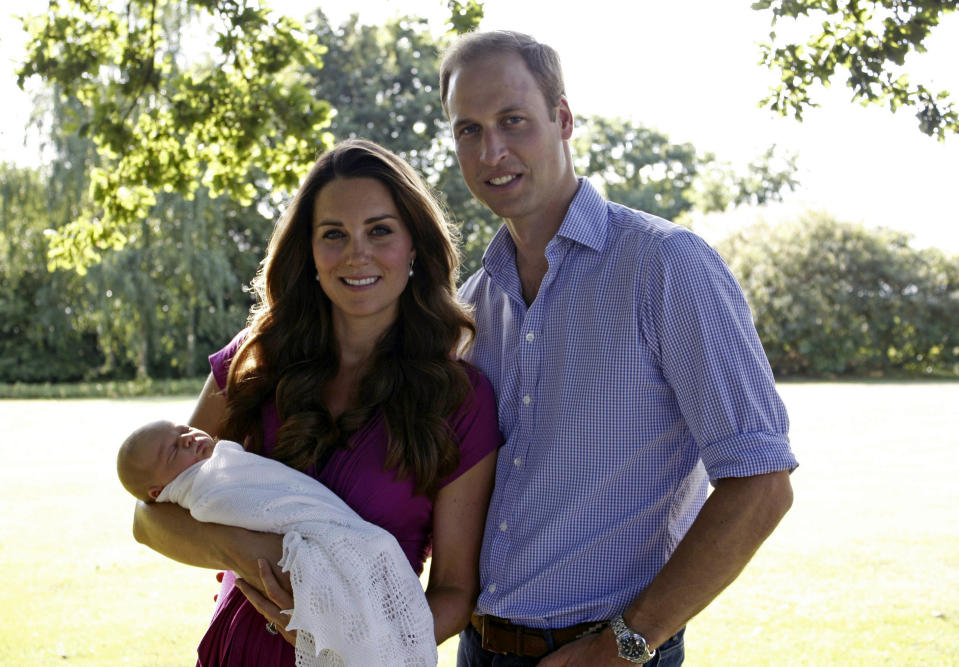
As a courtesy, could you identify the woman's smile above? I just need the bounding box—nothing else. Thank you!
[342,276,380,287]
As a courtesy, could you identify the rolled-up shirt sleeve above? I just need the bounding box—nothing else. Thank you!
[643,230,797,483]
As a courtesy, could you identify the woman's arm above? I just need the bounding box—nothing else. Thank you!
[425,449,497,643]
[189,372,228,436]
[132,500,284,584]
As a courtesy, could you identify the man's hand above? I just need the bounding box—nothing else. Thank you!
[538,628,623,666]
[235,558,297,647]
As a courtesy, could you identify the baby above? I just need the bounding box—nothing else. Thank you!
[117,420,216,502]
[116,419,437,667]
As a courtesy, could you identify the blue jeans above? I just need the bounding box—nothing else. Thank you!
[457,622,685,666]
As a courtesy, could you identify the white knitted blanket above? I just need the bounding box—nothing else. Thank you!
[158,440,436,666]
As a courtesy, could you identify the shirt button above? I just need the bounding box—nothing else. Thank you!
[522,395,531,405]
[513,457,522,467]
[499,521,508,532]
[487,584,497,593]
[525,332,535,342]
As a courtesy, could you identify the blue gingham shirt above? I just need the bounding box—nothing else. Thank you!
[459,179,798,628]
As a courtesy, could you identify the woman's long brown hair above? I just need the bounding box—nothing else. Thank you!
[220,140,476,497]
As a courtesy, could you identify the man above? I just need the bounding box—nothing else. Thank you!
[440,30,799,666]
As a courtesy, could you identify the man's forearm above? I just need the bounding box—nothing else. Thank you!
[623,471,793,649]
[132,500,284,584]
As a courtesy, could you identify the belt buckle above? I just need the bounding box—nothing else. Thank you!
[479,615,510,655]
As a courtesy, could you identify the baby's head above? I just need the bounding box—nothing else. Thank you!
[117,420,216,502]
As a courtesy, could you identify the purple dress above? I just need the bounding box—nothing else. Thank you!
[196,331,501,667]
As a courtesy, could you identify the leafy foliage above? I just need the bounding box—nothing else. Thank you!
[16,0,332,272]
[0,93,266,382]
[690,144,800,213]
[80,189,267,379]
[573,118,701,221]
[445,0,484,34]
[753,0,959,139]
[4,48,268,382]
[0,162,100,382]
[719,213,959,376]
[573,116,798,223]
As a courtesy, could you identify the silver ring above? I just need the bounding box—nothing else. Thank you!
[265,621,279,635]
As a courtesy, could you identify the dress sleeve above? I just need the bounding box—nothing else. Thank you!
[208,329,249,391]
[440,363,503,487]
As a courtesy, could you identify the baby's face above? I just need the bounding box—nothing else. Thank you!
[144,422,216,498]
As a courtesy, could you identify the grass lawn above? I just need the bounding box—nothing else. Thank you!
[2,383,956,665]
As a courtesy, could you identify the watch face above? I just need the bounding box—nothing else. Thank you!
[622,636,645,659]
[618,633,651,662]
[612,616,652,663]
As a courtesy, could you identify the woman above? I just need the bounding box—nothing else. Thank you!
[132,140,501,666]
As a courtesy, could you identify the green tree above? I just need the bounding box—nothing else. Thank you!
[573,118,700,222]
[81,188,267,379]
[16,0,332,272]
[754,0,959,139]
[0,162,100,382]
[690,144,800,213]
[719,213,959,377]
[0,88,107,382]
[304,12,448,171]
[573,116,798,223]
[9,74,266,382]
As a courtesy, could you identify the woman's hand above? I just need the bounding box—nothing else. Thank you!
[235,558,298,647]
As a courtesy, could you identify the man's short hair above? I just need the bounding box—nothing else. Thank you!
[439,30,566,120]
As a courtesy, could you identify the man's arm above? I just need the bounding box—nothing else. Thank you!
[540,470,793,666]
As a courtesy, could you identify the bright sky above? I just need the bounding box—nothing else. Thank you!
[3,1,958,252]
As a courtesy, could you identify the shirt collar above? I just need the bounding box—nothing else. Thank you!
[554,177,608,252]
[481,224,517,279]
[481,178,608,276]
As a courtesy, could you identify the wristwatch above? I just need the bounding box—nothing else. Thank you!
[610,614,656,664]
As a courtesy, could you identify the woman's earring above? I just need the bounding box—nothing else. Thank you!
[315,272,321,282]
[408,259,415,277]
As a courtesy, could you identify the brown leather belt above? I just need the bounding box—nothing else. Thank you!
[470,613,607,658]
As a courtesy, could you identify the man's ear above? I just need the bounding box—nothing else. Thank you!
[148,485,164,500]
[557,95,574,140]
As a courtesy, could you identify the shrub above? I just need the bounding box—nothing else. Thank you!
[717,212,959,377]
